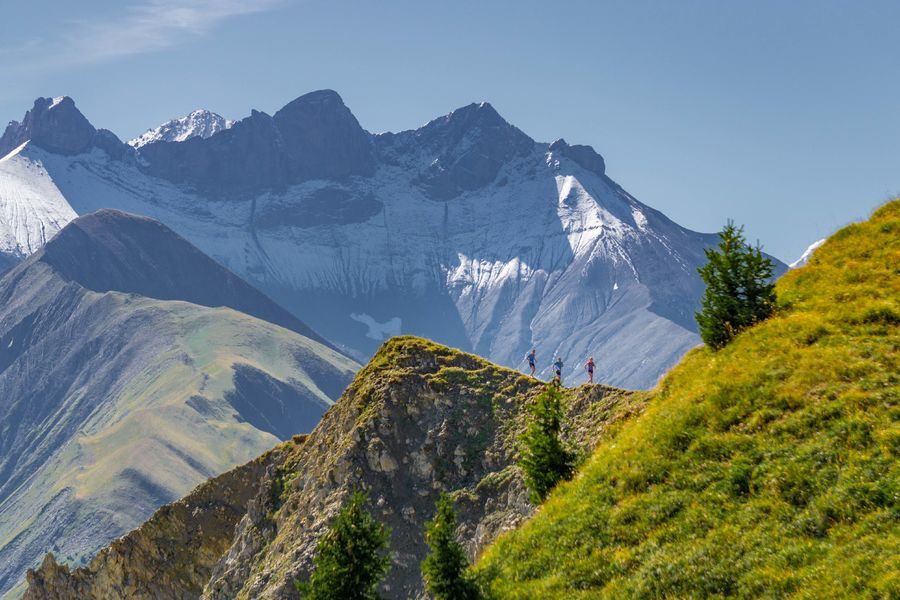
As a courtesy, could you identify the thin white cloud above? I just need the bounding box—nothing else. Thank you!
[2,0,285,70]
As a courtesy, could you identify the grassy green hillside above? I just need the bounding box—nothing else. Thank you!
[476,200,899,598]
[0,293,357,600]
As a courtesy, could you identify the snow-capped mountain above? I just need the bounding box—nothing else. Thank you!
[0,91,785,388]
[128,109,234,148]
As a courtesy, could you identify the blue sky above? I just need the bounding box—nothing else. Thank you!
[1,0,897,262]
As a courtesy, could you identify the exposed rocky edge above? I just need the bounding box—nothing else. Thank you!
[137,90,375,197]
[22,443,292,600]
[548,138,606,176]
[23,337,645,600]
[201,337,647,599]
[402,101,535,200]
[0,97,131,159]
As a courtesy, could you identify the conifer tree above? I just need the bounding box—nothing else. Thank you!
[422,493,482,600]
[298,490,391,600]
[696,221,776,349]
[519,385,575,503]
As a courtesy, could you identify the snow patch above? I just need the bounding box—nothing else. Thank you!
[632,208,648,231]
[0,146,77,255]
[129,109,233,148]
[350,313,402,340]
[789,238,826,268]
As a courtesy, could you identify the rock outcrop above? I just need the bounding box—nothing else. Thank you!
[0,97,130,159]
[25,337,647,600]
[23,446,282,599]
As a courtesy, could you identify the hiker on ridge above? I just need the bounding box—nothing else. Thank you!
[586,356,595,384]
[526,349,537,376]
[553,357,564,384]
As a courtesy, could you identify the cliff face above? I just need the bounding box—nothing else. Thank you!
[22,446,284,600]
[25,337,648,600]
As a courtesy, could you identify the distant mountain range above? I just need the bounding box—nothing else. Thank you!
[0,209,357,598]
[0,91,787,389]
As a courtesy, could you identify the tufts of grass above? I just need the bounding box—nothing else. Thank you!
[474,200,900,598]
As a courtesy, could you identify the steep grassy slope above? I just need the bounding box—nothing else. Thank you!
[475,200,900,597]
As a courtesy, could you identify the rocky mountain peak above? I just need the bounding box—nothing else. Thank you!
[0,96,96,157]
[128,108,233,148]
[273,89,375,180]
[0,96,133,160]
[33,209,328,343]
[422,100,531,145]
[136,90,375,196]
[413,101,535,199]
[274,88,347,114]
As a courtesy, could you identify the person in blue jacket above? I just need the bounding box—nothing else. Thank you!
[526,349,537,376]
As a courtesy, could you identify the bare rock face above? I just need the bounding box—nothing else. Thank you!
[406,101,535,200]
[23,449,280,600]
[549,138,606,176]
[137,90,375,197]
[0,97,131,158]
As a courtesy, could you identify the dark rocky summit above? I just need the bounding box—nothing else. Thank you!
[549,137,606,175]
[0,97,130,158]
[138,90,375,196]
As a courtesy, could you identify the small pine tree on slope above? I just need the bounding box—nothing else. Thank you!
[297,491,391,600]
[696,221,777,350]
[519,385,575,504]
[421,493,482,600]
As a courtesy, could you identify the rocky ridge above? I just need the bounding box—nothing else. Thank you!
[25,337,648,599]
[23,447,280,600]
